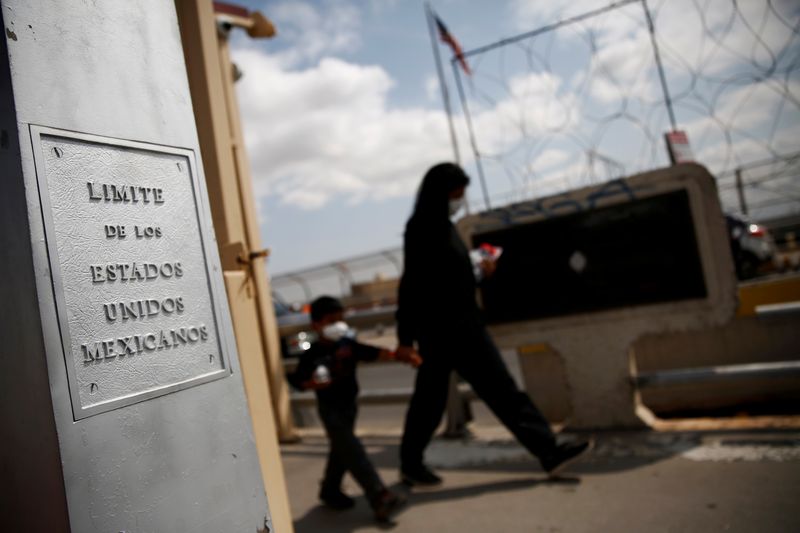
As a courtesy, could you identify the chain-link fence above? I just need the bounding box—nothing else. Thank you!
[716,152,800,221]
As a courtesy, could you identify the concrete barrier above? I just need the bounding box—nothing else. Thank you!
[457,164,738,429]
[632,283,800,415]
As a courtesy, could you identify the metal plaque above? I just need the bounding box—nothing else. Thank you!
[31,126,233,419]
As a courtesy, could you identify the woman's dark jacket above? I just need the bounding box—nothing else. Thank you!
[396,216,483,347]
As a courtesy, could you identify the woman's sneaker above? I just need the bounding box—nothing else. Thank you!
[541,439,594,478]
[319,486,355,510]
[401,464,443,487]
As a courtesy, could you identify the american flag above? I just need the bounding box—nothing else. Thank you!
[434,15,471,75]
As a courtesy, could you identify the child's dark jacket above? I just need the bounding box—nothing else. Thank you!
[289,338,381,407]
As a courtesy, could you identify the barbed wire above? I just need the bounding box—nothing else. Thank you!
[715,150,800,219]
[450,0,800,216]
[272,1,799,305]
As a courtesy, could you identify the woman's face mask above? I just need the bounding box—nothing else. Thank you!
[321,320,353,342]
[449,197,465,216]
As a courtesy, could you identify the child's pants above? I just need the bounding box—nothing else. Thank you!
[318,402,385,502]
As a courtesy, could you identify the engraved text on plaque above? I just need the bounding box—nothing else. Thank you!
[32,127,232,419]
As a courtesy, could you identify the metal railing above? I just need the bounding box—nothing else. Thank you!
[271,247,403,308]
[634,360,800,388]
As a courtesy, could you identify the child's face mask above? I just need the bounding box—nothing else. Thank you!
[321,320,352,342]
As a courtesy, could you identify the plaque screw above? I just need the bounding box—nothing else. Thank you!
[89,383,99,394]
[53,146,63,158]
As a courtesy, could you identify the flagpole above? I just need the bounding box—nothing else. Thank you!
[425,2,461,165]
[451,59,491,211]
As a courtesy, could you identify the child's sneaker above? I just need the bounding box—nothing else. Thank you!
[319,486,355,510]
[371,489,407,523]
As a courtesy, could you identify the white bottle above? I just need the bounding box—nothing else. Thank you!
[313,364,331,384]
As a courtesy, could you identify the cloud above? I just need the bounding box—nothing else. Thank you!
[464,0,798,201]
[489,155,596,204]
[266,0,362,66]
[509,0,615,29]
[233,49,456,210]
[506,0,799,104]
[679,78,800,170]
[583,30,659,104]
[532,148,570,170]
[233,48,584,211]
[425,75,440,102]
[471,71,580,154]
[233,0,798,214]
[662,0,799,74]
[713,79,800,132]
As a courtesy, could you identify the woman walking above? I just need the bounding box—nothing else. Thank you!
[395,162,591,486]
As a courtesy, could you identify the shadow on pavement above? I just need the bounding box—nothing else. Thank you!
[281,430,704,477]
[293,502,392,533]
[394,476,580,505]
[282,424,800,503]
[286,424,800,533]
[292,477,581,533]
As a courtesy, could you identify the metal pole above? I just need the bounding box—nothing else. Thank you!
[451,60,492,210]
[443,373,471,438]
[641,0,677,130]
[735,168,748,215]
[425,2,461,164]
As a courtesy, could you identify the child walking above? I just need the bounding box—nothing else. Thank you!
[289,296,422,523]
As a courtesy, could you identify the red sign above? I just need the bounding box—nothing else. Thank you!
[665,130,695,164]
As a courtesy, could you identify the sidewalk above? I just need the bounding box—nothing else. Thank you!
[280,418,800,532]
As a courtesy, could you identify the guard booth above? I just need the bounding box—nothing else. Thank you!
[457,163,738,429]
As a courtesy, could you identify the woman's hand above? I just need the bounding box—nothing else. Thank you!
[394,346,423,368]
[479,257,497,278]
[301,378,331,390]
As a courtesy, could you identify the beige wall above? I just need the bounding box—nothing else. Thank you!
[175,2,294,531]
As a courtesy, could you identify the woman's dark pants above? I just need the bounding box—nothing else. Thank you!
[400,328,556,469]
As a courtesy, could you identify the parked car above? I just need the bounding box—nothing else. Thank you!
[280,329,317,359]
[725,214,777,279]
[272,294,315,358]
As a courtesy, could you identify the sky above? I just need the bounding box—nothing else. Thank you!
[228,0,799,279]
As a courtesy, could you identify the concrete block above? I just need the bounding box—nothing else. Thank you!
[459,164,738,429]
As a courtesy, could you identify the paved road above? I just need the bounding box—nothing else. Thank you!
[284,328,800,532]
[281,425,800,533]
